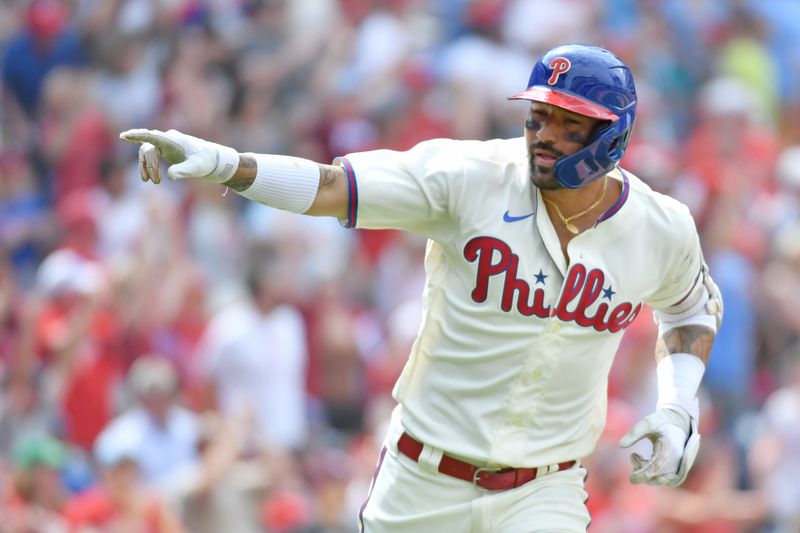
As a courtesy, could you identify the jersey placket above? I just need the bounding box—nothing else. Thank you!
[486,186,605,466]
[484,189,566,465]
[487,326,565,465]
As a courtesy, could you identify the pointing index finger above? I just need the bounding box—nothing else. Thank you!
[119,128,164,144]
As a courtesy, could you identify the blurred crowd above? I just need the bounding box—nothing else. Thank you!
[1,0,800,531]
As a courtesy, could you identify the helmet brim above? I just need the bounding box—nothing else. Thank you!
[508,86,619,122]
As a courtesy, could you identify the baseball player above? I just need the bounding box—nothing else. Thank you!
[121,44,722,532]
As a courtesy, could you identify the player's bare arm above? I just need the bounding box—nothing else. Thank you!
[656,324,715,365]
[303,164,348,218]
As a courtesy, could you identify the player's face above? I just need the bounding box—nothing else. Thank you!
[524,103,600,190]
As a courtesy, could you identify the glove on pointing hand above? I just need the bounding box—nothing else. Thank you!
[119,128,239,184]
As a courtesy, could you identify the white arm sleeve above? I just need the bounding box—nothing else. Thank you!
[335,138,472,240]
[644,202,722,334]
[645,205,705,310]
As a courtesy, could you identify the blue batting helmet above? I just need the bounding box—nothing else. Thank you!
[510,44,637,189]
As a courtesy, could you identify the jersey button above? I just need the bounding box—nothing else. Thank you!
[547,322,561,333]
[531,369,542,380]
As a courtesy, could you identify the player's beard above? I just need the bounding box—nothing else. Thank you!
[528,144,564,191]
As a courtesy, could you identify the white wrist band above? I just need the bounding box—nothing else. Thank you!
[239,154,320,213]
[656,353,705,420]
[209,143,241,183]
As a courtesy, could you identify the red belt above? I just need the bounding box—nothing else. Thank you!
[397,432,576,492]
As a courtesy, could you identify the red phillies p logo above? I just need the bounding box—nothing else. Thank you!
[547,57,571,85]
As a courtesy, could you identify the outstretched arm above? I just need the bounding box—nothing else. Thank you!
[120,129,349,220]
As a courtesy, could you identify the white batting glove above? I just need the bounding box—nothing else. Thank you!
[119,128,239,184]
[619,407,700,487]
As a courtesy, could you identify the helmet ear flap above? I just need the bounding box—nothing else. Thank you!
[607,115,633,161]
[589,120,611,144]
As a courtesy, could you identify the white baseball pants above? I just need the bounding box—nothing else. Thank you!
[357,417,591,532]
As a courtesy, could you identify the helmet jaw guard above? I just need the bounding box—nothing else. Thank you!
[510,45,637,189]
[553,110,634,188]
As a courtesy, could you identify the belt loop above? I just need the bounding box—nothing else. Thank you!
[418,444,444,474]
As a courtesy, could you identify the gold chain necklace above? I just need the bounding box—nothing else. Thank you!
[543,175,609,235]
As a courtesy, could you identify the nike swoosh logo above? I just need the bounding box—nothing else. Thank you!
[503,210,534,222]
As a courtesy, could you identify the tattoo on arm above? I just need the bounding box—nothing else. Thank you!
[224,157,342,193]
[305,163,347,218]
[223,154,257,192]
[655,325,715,364]
[319,164,341,187]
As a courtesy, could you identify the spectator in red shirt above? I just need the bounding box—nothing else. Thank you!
[33,248,122,451]
[64,455,183,533]
[38,67,112,205]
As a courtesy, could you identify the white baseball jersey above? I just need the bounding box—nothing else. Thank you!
[337,137,703,468]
